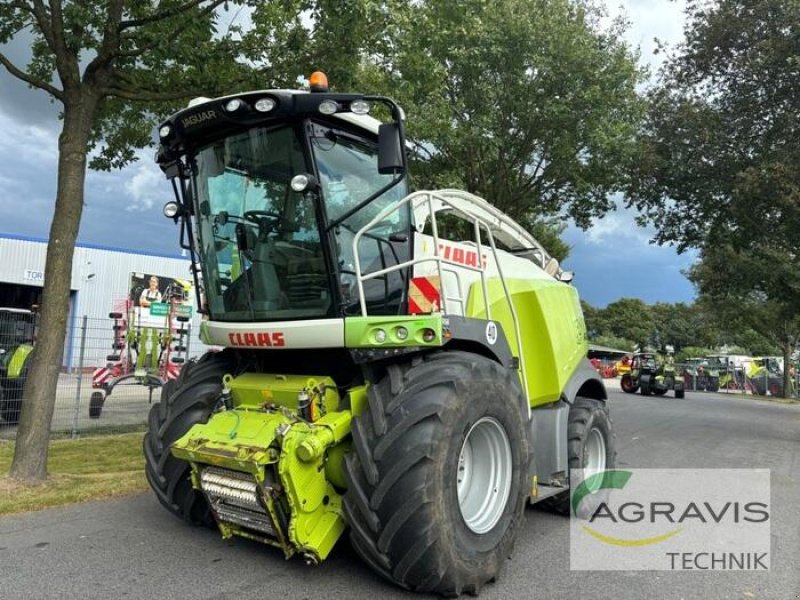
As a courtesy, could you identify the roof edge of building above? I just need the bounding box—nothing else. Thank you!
[0,232,188,261]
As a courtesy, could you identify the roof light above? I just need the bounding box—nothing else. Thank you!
[188,96,211,108]
[350,99,370,115]
[254,98,276,112]
[159,125,171,138]
[224,98,243,112]
[309,71,329,92]
[319,100,339,115]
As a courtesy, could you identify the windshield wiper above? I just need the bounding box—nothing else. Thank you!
[234,223,257,320]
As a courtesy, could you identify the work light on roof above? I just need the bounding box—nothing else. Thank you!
[319,100,339,115]
[350,99,370,115]
[159,125,171,138]
[254,98,276,112]
[224,98,243,112]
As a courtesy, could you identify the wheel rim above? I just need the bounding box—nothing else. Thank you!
[584,427,607,483]
[456,417,513,535]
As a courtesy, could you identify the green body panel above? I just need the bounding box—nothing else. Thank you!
[466,278,587,407]
[172,408,289,475]
[344,314,443,347]
[224,372,340,416]
[7,344,33,379]
[171,372,354,562]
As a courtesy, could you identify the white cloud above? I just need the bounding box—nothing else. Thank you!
[583,208,652,246]
[602,0,687,71]
[123,155,165,212]
[0,110,58,168]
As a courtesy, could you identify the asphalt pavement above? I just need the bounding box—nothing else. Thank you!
[0,387,798,600]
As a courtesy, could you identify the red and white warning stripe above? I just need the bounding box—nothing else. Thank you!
[408,276,441,315]
[92,367,111,387]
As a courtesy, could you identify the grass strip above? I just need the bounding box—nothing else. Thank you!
[0,432,148,516]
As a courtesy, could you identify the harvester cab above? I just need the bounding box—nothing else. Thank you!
[146,73,615,595]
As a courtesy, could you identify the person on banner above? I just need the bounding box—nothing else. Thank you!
[136,275,163,376]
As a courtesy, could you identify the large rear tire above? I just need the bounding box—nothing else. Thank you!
[343,352,529,596]
[0,390,21,425]
[543,397,616,515]
[0,376,25,425]
[143,350,236,525]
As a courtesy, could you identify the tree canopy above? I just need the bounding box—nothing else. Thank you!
[625,0,799,394]
[365,0,646,229]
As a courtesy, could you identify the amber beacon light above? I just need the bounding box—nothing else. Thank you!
[309,71,329,93]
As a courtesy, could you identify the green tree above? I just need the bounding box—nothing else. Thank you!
[689,245,796,388]
[596,298,655,348]
[650,302,716,351]
[626,0,800,396]
[0,0,257,481]
[370,0,645,229]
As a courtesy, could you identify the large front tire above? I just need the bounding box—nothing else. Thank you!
[143,351,236,524]
[620,374,638,394]
[343,352,529,596]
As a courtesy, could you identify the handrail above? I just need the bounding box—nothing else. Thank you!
[352,190,533,416]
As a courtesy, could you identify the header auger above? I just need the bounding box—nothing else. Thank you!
[144,72,615,595]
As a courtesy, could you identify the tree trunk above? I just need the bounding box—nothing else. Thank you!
[10,94,97,481]
[782,342,792,400]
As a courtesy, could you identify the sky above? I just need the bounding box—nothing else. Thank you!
[0,0,693,308]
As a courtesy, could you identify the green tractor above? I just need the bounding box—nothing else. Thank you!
[0,308,36,424]
[145,73,615,595]
[620,352,685,398]
[746,357,784,397]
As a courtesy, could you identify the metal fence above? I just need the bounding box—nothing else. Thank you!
[677,362,799,398]
[591,355,798,399]
[0,314,204,439]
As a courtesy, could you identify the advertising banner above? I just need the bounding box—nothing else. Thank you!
[130,272,193,328]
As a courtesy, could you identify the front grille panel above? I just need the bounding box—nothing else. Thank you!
[199,467,277,537]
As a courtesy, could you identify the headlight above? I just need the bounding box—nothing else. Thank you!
[163,201,180,219]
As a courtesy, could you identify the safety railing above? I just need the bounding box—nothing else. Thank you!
[352,189,543,416]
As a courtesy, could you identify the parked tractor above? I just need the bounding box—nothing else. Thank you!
[682,358,721,392]
[144,73,615,595]
[0,307,37,424]
[620,352,685,398]
[746,357,784,397]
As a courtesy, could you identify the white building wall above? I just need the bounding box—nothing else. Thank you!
[0,234,209,370]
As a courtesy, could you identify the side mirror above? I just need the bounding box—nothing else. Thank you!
[378,123,404,175]
[558,271,575,284]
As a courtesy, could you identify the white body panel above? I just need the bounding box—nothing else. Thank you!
[412,233,552,316]
[203,318,345,349]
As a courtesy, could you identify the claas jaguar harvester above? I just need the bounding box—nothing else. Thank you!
[146,72,616,596]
